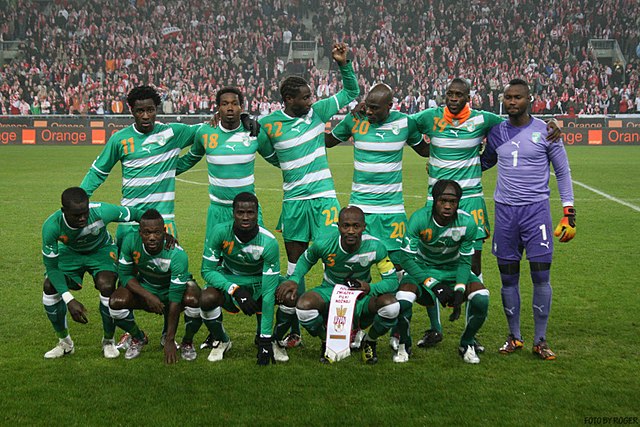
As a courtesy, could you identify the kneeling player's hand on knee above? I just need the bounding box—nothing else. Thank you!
[145,295,165,314]
[67,299,89,324]
[232,286,260,315]
[554,206,576,243]
[257,337,275,366]
[276,281,298,304]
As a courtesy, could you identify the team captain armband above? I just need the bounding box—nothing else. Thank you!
[376,257,395,275]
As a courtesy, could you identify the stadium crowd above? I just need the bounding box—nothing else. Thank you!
[1,0,639,116]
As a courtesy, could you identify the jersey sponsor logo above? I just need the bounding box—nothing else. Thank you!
[451,129,459,137]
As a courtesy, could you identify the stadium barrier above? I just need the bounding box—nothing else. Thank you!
[1,115,640,146]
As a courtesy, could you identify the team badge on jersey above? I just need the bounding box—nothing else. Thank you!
[391,123,400,135]
[242,134,251,147]
[451,229,461,242]
[532,132,541,143]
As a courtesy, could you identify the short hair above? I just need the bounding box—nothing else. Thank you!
[507,78,531,95]
[216,87,244,107]
[61,187,88,208]
[126,85,161,109]
[432,179,462,202]
[448,77,471,95]
[279,76,309,102]
[140,208,164,223]
[233,192,259,211]
[339,205,365,223]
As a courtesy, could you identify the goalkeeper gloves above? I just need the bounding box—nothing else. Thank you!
[256,337,276,366]
[448,290,465,322]
[231,286,260,315]
[554,206,576,242]
[240,112,261,137]
[344,277,361,289]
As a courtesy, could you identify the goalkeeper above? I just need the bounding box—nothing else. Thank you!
[481,78,576,361]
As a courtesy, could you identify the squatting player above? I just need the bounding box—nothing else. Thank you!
[395,180,490,364]
[257,42,360,347]
[481,78,576,360]
[109,209,201,363]
[282,206,400,364]
[199,193,289,365]
[41,187,143,359]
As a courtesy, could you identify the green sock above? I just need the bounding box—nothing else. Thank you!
[290,277,305,335]
[460,293,489,347]
[397,300,414,348]
[272,306,296,341]
[300,313,325,339]
[426,304,442,333]
[112,309,144,340]
[368,313,397,340]
[182,307,202,343]
[99,295,116,340]
[202,308,229,342]
[43,294,68,339]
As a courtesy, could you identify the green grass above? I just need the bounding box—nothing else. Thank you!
[0,145,638,426]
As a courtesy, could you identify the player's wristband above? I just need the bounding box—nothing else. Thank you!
[563,206,575,216]
[61,292,75,304]
[228,284,240,295]
[454,284,466,293]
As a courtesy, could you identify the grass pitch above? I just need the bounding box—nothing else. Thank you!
[0,145,638,426]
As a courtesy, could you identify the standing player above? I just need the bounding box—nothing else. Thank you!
[109,209,201,363]
[284,206,400,364]
[41,187,143,359]
[394,180,490,364]
[257,42,360,346]
[199,193,288,365]
[326,83,428,269]
[481,79,576,360]
[80,85,200,241]
[410,78,559,347]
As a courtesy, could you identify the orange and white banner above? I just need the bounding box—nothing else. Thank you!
[325,285,362,362]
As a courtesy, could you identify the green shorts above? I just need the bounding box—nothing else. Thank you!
[56,244,118,287]
[276,198,341,242]
[400,264,480,303]
[204,202,264,247]
[138,281,186,305]
[116,219,178,250]
[308,285,373,320]
[363,212,408,252]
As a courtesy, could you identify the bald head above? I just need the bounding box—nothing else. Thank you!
[365,83,393,124]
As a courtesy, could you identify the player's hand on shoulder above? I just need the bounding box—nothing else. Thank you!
[68,299,89,324]
[240,112,261,137]
[164,233,178,250]
[209,111,220,127]
[546,119,563,143]
[350,101,366,119]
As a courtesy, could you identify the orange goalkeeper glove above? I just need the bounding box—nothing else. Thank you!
[554,206,576,242]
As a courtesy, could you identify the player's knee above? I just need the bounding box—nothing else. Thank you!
[498,262,520,276]
[94,271,117,295]
[377,300,400,320]
[200,306,222,320]
[43,279,57,295]
[184,306,200,318]
[199,288,222,310]
[182,290,200,308]
[295,292,320,311]
[465,281,486,297]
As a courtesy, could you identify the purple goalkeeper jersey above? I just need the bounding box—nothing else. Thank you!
[482,116,574,206]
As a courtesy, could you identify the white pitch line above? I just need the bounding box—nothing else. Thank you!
[571,179,640,212]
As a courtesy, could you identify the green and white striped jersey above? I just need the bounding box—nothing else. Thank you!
[331,111,422,214]
[411,108,503,199]
[177,123,278,205]
[118,233,191,304]
[80,122,199,221]
[257,63,360,201]
[201,221,281,336]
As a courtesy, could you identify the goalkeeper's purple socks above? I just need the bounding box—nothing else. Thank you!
[500,272,521,339]
[531,269,552,343]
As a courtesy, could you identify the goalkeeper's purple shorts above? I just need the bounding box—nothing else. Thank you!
[491,200,553,263]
